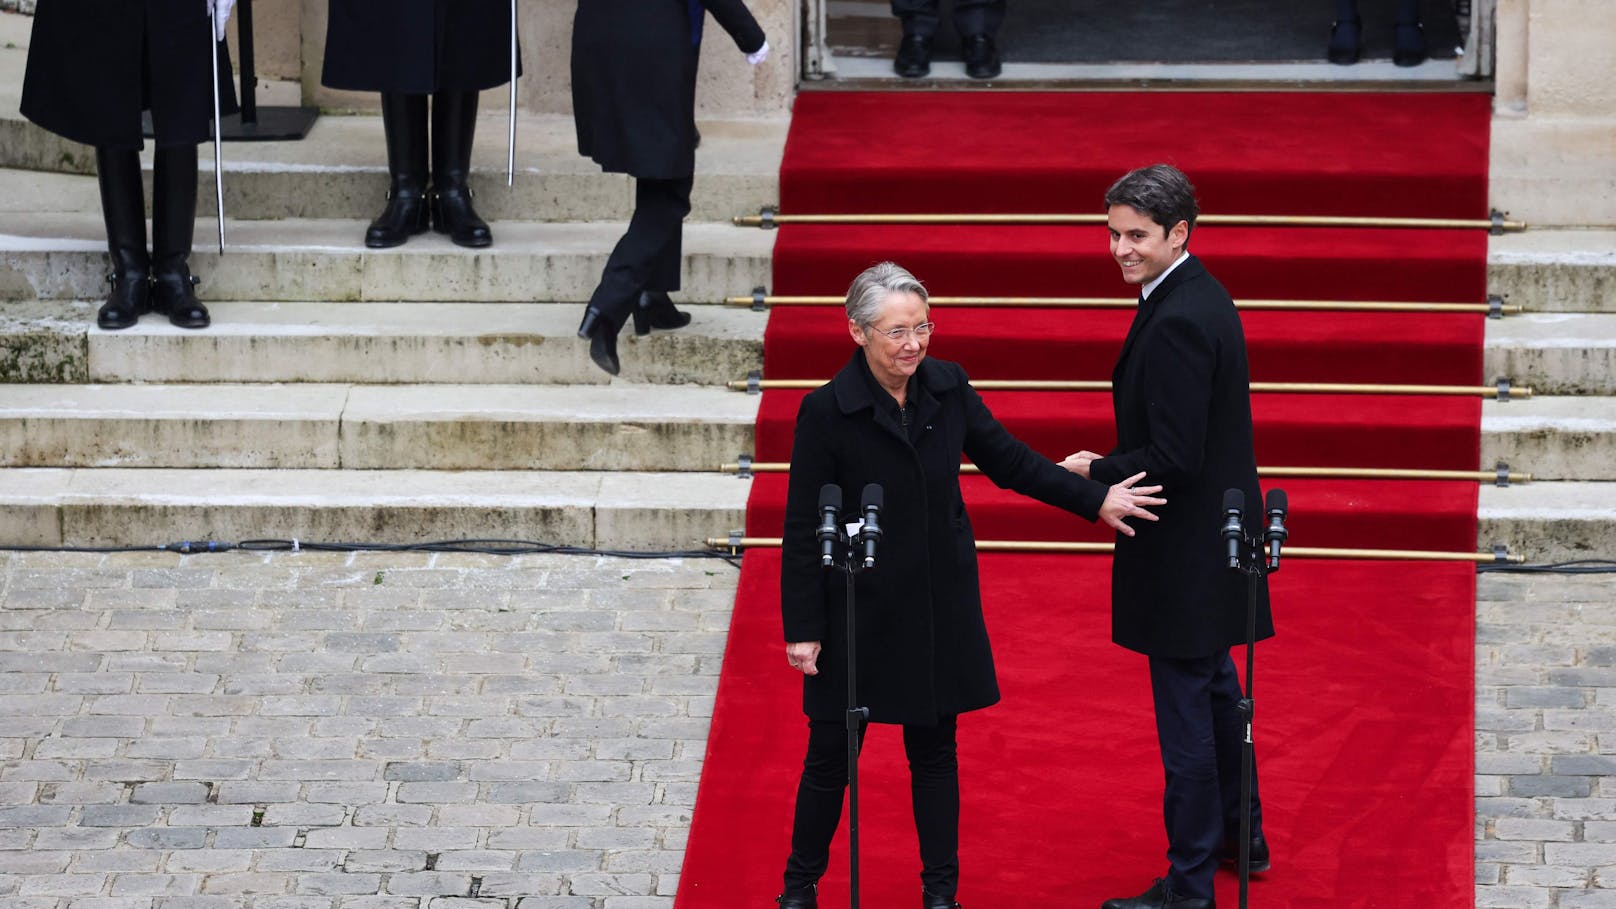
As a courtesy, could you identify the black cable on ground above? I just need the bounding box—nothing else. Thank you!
[1478,559,1616,575]
[0,538,742,569]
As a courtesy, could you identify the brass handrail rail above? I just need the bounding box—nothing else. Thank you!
[705,536,1523,563]
[726,378,1530,399]
[724,294,1521,316]
[717,462,1532,484]
[732,210,1527,232]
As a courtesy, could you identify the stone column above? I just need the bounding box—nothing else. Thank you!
[1490,0,1616,227]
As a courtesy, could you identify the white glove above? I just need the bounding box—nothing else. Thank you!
[207,0,235,42]
[747,39,770,66]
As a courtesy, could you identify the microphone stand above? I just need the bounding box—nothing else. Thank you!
[1232,544,1263,909]
[829,530,871,909]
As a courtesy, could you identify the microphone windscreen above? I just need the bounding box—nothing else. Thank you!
[819,484,841,511]
[861,483,884,511]
[1223,487,1244,513]
[1265,488,1288,515]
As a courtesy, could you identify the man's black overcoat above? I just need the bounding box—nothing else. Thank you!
[21,0,236,149]
[781,352,1109,726]
[1088,255,1275,659]
[571,0,765,180]
[322,0,517,93]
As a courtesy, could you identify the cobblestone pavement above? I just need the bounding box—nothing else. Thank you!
[1476,569,1616,909]
[4,552,1615,908]
[0,548,741,909]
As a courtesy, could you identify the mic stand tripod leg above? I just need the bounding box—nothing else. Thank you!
[841,556,870,909]
[1237,554,1262,909]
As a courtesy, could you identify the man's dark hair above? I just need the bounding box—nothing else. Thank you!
[1104,164,1200,241]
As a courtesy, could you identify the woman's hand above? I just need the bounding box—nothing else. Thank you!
[1099,470,1165,537]
[786,641,820,676]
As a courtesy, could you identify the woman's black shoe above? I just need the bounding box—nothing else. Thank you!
[578,306,621,376]
[366,188,431,248]
[1327,18,1362,64]
[775,884,817,909]
[1393,20,1428,67]
[632,291,692,336]
[430,187,492,248]
[151,265,210,329]
[97,269,148,331]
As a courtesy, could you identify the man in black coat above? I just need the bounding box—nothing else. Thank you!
[322,0,517,248]
[891,0,1006,79]
[21,0,236,331]
[571,0,768,377]
[777,262,1165,909]
[1062,165,1274,909]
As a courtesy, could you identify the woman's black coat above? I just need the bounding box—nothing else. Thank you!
[571,0,765,180]
[322,0,517,93]
[1088,255,1275,659]
[780,352,1110,726]
[21,0,236,149]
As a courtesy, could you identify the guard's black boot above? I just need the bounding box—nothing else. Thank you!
[366,93,430,248]
[93,147,151,331]
[429,90,493,248]
[93,148,150,330]
[631,290,692,335]
[150,144,209,329]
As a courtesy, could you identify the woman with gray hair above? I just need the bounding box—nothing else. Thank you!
[774,262,1165,909]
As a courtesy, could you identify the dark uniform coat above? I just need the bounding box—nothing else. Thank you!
[781,352,1109,726]
[571,0,765,180]
[21,0,236,149]
[322,0,518,93]
[1088,255,1275,659]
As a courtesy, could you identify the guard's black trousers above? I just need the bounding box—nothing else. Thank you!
[782,715,961,898]
[891,0,1006,39]
[586,175,693,327]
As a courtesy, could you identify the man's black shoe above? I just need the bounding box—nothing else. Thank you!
[1220,832,1271,873]
[1101,878,1214,909]
[922,890,962,909]
[894,34,931,78]
[962,34,1001,79]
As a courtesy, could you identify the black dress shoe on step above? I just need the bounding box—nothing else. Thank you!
[921,890,962,909]
[1101,878,1214,909]
[632,291,692,335]
[1393,20,1428,67]
[577,306,621,377]
[894,34,931,78]
[775,884,817,909]
[962,34,1001,79]
[1220,831,1271,873]
[1327,18,1361,64]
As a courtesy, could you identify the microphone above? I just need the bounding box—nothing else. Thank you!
[1264,488,1289,573]
[1221,488,1245,571]
[859,483,884,571]
[817,484,841,568]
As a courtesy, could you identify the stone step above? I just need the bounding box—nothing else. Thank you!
[0,382,759,472]
[0,467,752,552]
[0,116,786,223]
[0,216,774,304]
[1481,396,1616,482]
[1485,312,1616,395]
[1489,229,1616,314]
[0,301,766,386]
[1478,481,1616,564]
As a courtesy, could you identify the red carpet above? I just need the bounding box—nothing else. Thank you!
[680,91,1485,908]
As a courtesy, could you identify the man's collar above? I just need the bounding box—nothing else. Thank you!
[1141,250,1191,302]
